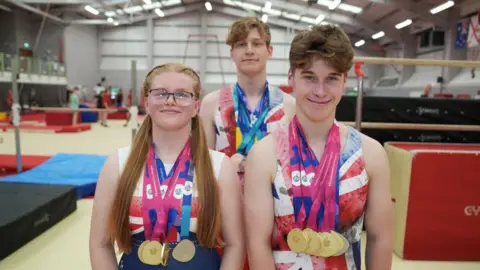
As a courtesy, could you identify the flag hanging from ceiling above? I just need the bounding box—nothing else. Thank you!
[455,19,469,49]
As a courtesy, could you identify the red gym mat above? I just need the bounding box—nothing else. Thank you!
[0,154,51,177]
[0,123,91,133]
[387,142,480,151]
[386,142,480,261]
[107,111,128,120]
[0,112,45,123]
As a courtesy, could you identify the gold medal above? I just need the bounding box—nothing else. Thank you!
[287,228,309,253]
[138,240,148,263]
[139,241,164,265]
[317,232,342,258]
[303,229,323,255]
[160,242,170,266]
[172,239,196,262]
[332,231,350,256]
[312,233,326,257]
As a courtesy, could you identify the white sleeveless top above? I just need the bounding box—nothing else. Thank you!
[116,146,226,235]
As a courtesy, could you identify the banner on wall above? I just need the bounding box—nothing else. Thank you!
[467,11,480,48]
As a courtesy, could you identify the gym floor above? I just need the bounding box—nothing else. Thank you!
[0,120,478,270]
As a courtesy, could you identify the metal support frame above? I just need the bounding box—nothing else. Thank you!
[354,62,365,132]
[12,56,22,173]
[130,60,138,141]
[183,34,226,86]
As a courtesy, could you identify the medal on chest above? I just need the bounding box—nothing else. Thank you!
[285,117,348,258]
[138,142,197,266]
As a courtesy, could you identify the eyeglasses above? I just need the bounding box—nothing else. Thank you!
[148,89,196,106]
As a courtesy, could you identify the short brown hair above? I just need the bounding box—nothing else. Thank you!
[289,24,354,73]
[226,16,271,46]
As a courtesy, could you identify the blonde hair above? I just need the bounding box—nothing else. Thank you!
[108,63,222,253]
[226,16,271,47]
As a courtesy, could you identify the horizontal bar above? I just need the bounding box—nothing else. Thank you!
[354,57,480,68]
[31,107,121,112]
[342,121,480,132]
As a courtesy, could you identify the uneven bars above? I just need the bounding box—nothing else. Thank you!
[354,57,480,68]
[12,55,22,173]
[354,62,365,131]
[30,107,120,112]
[342,122,480,132]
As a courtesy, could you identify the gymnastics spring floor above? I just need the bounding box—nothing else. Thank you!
[0,120,478,270]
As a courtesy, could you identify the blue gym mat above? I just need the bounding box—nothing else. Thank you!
[1,153,107,199]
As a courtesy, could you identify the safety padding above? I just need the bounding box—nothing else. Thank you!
[385,142,480,261]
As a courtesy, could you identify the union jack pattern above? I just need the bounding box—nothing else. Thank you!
[214,84,286,158]
[271,125,368,270]
[126,149,225,242]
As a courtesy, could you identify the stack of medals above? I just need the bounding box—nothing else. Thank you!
[138,142,197,266]
[287,228,349,257]
[286,117,348,258]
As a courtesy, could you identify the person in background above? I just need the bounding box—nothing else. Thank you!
[70,86,80,125]
[7,89,13,124]
[474,90,480,100]
[123,89,139,128]
[116,89,124,107]
[421,84,432,98]
[243,24,393,269]
[89,63,244,270]
[199,16,295,188]
[96,90,108,127]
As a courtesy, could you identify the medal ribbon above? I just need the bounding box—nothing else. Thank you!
[142,140,193,242]
[289,116,341,232]
[233,82,269,156]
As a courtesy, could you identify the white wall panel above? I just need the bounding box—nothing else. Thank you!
[155,57,201,71]
[206,13,236,26]
[154,13,201,26]
[100,57,147,70]
[154,42,201,56]
[415,50,443,73]
[101,41,147,56]
[102,25,147,40]
[384,48,403,77]
[154,26,201,41]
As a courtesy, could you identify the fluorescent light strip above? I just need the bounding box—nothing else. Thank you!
[338,3,362,13]
[264,1,272,10]
[143,0,152,4]
[124,5,143,14]
[155,8,165,17]
[372,31,385,39]
[395,19,412,29]
[143,2,162,10]
[105,11,116,17]
[262,14,268,23]
[430,0,454,14]
[84,5,99,15]
[107,17,114,23]
[205,2,212,11]
[263,8,281,16]
[282,11,301,21]
[355,40,365,47]
[301,16,316,24]
[329,0,341,10]
[315,14,325,24]
[316,0,362,14]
